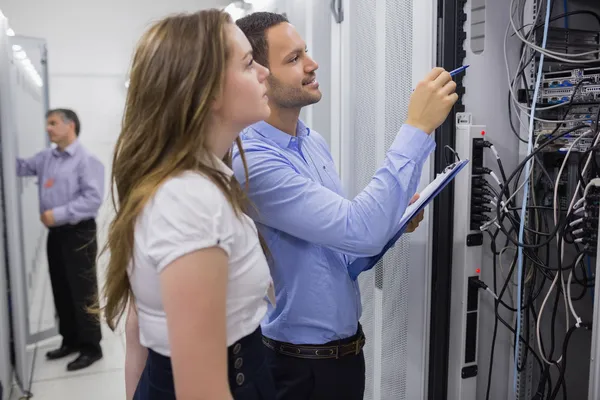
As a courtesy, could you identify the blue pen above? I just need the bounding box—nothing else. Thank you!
[450,64,470,76]
[413,65,469,91]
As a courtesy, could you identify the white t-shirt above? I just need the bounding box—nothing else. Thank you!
[128,158,273,356]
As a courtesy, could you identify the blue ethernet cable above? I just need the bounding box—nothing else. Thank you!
[514,0,552,395]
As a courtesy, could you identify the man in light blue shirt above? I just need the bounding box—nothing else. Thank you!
[17,109,105,371]
[234,12,458,399]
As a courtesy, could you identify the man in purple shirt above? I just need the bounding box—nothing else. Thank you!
[17,109,105,371]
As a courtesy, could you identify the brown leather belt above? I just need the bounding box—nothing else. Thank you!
[262,331,366,360]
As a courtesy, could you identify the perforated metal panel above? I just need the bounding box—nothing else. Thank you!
[351,0,378,398]
[351,0,378,198]
[350,0,415,399]
[381,1,413,398]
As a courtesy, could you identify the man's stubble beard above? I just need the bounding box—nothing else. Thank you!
[267,75,322,110]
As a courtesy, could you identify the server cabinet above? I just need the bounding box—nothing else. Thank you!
[0,16,51,395]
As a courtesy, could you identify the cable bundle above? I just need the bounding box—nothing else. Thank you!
[471,1,600,399]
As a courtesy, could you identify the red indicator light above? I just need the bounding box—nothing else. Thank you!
[481,130,486,136]
[476,268,481,274]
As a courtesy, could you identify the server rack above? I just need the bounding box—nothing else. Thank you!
[0,11,51,399]
[436,0,600,399]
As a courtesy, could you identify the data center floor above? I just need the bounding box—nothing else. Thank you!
[10,226,127,399]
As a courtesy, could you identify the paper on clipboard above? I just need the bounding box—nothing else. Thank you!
[347,159,469,281]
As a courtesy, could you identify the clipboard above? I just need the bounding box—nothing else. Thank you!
[348,159,470,281]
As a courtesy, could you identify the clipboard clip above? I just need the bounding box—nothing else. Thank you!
[443,161,460,174]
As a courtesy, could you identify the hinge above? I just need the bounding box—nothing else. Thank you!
[330,0,344,24]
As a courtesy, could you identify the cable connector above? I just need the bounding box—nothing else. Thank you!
[474,140,493,149]
[471,213,490,221]
[472,196,492,205]
[469,278,488,290]
[473,166,492,175]
[469,278,499,300]
[488,144,500,159]
[575,236,598,245]
[472,205,492,214]
[472,187,492,196]
[472,166,502,187]
[472,176,487,187]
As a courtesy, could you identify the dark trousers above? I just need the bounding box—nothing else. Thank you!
[134,327,276,399]
[47,219,102,354]
[265,332,366,400]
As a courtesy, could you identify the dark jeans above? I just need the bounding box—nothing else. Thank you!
[47,219,102,354]
[134,327,276,399]
[265,331,366,400]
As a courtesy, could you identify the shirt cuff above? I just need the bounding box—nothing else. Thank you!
[389,124,436,164]
[52,205,70,226]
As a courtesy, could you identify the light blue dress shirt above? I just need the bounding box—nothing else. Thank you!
[16,140,105,226]
[232,120,435,345]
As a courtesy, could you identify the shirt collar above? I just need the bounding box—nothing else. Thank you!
[250,120,311,149]
[52,140,80,157]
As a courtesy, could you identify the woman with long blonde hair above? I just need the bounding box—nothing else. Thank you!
[100,9,274,399]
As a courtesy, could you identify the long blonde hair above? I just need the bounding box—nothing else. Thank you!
[100,9,254,330]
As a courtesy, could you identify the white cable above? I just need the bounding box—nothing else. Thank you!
[486,287,499,301]
[537,132,600,366]
[490,145,500,160]
[509,5,600,62]
[553,133,591,227]
[536,272,562,364]
[490,171,503,187]
[570,218,584,227]
[504,0,600,119]
[500,136,540,215]
[550,134,589,337]
[584,178,600,197]
[567,253,586,327]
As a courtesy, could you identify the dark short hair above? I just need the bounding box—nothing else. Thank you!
[236,12,289,68]
[46,108,80,136]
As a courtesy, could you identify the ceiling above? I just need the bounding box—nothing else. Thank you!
[0,0,234,76]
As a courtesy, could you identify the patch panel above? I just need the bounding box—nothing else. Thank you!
[535,120,595,136]
[541,90,600,105]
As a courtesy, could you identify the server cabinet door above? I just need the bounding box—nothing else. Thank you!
[335,0,438,399]
[0,26,52,393]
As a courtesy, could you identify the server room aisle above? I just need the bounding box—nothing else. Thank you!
[11,214,126,399]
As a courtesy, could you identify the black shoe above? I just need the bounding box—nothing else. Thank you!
[66,352,103,371]
[46,345,78,360]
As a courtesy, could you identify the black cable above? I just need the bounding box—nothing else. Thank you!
[484,229,546,400]
[482,5,600,396]
[444,145,460,163]
[577,105,600,188]
[548,323,593,400]
[494,124,592,249]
